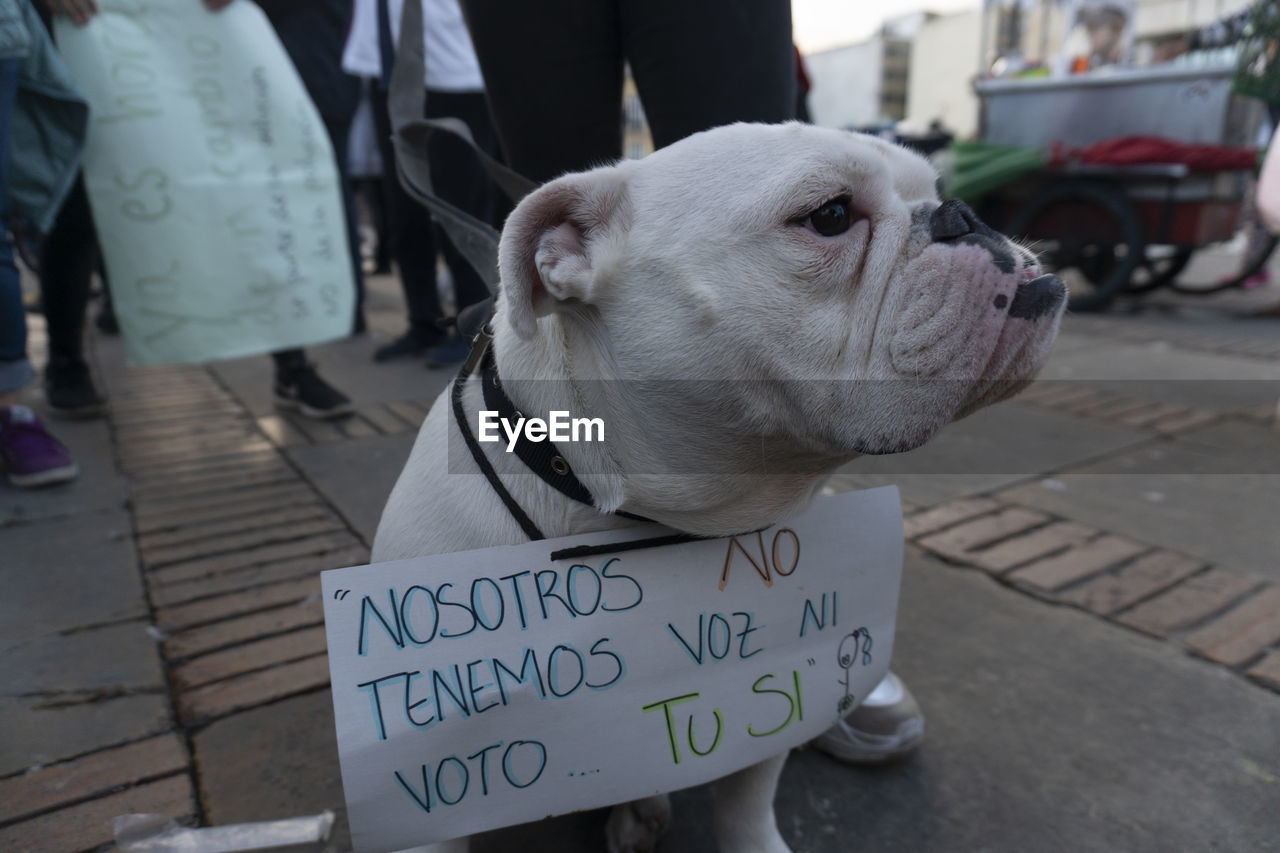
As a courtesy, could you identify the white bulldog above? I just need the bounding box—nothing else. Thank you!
[374,122,1065,853]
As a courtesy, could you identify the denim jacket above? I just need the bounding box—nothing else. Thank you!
[2,0,87,234]
[0,0,33,59]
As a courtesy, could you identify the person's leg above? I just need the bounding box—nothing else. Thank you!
[94,256,118,334]
[362,177,393,274]
[324,117,367,333]
[462,0,624,183]
[0,261,31,400]
[1237,104,1280,289]
[270,348,352,420]
[39,176,102,416]
[418,90,503,367]
[424,89,497,314]
[619,0,795,148]
[371,84,445,359]
[0,56,32,401]
[0,57,76,486]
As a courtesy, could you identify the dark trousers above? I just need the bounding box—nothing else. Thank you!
[373,87,498,342]
[39,177,96,367]
[461,0,795,183]
[323,115,366,327]
[0,57,31,393]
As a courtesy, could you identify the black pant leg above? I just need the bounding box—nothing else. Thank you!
[619,0,795,149]
[271,347,307,374]
[39,177,97,366]
[460,0,624,183]
[424,90,498,312]
[373,85,444,342]
[324,117,366,327]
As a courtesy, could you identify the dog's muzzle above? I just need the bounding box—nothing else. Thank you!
[930,199,1065,321]
[1008,274,1066,320]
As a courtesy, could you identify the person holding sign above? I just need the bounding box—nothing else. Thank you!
[0,0,83,486]
[41,0,360,418]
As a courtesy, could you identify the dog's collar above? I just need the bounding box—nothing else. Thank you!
[452,328,651,541]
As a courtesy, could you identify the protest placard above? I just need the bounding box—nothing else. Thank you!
[322,487,904,852]
[55,0,354,366]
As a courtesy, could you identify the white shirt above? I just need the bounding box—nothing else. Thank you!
[343,0,485,93]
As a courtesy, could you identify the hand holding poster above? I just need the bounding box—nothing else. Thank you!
[55,0,355,365]
[322,487,904,852]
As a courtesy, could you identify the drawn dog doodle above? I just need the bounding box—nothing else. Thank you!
[836,628,873,713]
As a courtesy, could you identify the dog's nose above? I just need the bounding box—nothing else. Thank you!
[929,199,1017,273]
[930,199,986,242]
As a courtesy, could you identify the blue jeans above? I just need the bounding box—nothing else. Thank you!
[0,56,34,396]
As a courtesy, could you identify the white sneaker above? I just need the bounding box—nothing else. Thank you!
[810,672,925,764]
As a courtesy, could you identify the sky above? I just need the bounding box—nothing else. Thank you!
[791,0,980,54]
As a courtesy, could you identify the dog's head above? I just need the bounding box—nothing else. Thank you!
[493,123,1064,528]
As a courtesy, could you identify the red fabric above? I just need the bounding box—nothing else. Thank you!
[1050,136,1259,171]
[794,45,811,96]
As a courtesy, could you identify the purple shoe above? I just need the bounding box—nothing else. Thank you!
[0,405,79,488]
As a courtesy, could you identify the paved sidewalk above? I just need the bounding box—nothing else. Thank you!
[3,272,1279,852]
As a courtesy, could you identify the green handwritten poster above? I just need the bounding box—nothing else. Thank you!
[56,0,355,365]
[321,487,903,852]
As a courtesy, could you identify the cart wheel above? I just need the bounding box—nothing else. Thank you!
[1005,182,1144,312]
[1128,247,1194,293]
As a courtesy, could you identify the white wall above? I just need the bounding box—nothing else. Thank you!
[907,9,982,139]
[805,39,885,129]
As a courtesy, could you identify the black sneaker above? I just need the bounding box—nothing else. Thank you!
[425,333,472,369]
[44,358,105,419]
[274,363,354,420]
[373,331,439,363]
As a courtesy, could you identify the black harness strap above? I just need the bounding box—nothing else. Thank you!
[478,347,598,508]
[452,329,656,541]
[451,351,547,541]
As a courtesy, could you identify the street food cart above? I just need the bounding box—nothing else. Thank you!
[970,0,1265,311]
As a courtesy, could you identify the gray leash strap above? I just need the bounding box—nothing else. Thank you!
[388,0,538,295]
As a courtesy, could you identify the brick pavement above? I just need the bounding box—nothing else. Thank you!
[909,497,1280,693]
[0,354,400,850]
[107,368,370,732]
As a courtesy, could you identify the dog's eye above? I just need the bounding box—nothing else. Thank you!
[808,197,853,236]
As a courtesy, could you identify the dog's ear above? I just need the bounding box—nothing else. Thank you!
[498,169,627,338]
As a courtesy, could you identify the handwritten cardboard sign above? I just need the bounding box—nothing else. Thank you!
[56,0,355,366]
[322,487,904,852]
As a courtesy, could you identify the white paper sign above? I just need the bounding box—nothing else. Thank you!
[56,0,355,366]
[322,487,903,853]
